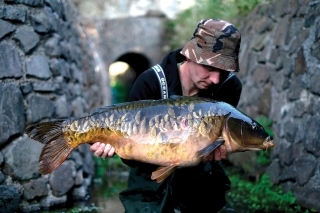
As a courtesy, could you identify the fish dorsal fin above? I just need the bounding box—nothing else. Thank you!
[151,164,179,183]
[196,139,225,158]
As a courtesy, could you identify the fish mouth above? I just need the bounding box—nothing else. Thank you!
[263,136,275,150]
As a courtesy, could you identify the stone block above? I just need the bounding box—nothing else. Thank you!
[2,137,43,180]
[0,185,20,213]
[26,94,54,123]
[30,9,52,33]
[54,95,71,118]
[13,26,40,53]
[40,194,67,208]
[49,160,76,197]
[0,19,16,39]
[303,116,320,157]
[294,48,307,75]
[0,6,27,22]
[293,154,317,185]
[44,35,61,57]
[0,84,25,147]
[26,55,51,80]
[4,0,43,6]
[23,178,48,200]
[0,42,23,79]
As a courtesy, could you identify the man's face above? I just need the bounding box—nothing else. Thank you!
[188,61,229,89]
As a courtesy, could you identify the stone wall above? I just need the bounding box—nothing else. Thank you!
[0,0,109,212]
[237,0,320,211]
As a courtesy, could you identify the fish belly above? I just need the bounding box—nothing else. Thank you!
[113,130,213,167]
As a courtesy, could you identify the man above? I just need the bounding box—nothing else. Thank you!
[91,18,242,212]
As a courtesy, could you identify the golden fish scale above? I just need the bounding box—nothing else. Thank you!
[64,98,226,165]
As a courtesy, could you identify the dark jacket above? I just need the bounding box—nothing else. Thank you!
[119,49,242,213]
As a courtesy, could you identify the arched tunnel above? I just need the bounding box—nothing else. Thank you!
[109,52,150,103]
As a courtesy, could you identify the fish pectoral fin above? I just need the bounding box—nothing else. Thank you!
[151,164,178,183]
[196,139,225,158]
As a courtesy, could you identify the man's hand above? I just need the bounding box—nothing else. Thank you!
[90,142,115,159]
[202,144,227,162]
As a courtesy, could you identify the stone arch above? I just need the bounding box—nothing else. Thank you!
[116,52,150,80]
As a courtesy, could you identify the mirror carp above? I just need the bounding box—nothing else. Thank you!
[26,96,274,182]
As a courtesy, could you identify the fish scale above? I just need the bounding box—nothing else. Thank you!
[25,96,274,182]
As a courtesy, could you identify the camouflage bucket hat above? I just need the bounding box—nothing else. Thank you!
[181,18,241,72]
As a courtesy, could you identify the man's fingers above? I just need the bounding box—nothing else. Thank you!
[94,143,105,157]
[109,147,115,157]
[90,142,101,152]
[101,144,111,159]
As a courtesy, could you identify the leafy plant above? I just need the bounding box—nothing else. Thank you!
[225,171,316,213]
[165,0,274,50]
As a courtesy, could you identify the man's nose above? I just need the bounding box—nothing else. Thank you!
[209,72,220,84]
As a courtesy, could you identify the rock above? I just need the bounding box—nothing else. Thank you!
[0,185,20,213]
[49,160,76,197]
[303,116,320,157]
[266,159,281,184]
[4,0,43,7]
[0,19,16,39]
[40,194,67,208]
[13,26,40,53]
[0,152,3,165]
[19,201,41,212]
[2,137,43,180]
[293,154,317,185]
[32,82,59,92]
[294,182,320,212]
[44,35,61,57]
[72,185,88,200]
[0,42,23,79]
[30,9,52,33]
[0,84,25,147]
[0,171,5,184]
[49,58,71,79]
[80,145,94,177]
[74,169,84,186]
[54,95,70,118]
[20,83,33,95]
[22,178,48,200]
[310,67,320,95]
[26,94,54,123]
[26,55,51,79]
[45,0,65,20]
[0,6,27,23]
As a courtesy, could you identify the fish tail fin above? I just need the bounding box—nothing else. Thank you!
[25,120,74,175]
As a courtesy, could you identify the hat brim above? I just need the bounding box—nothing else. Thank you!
[181,39,239,72]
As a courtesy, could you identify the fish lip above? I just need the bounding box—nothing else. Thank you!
[263,136,275,149]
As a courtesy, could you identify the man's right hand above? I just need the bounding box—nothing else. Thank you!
[90,142,115,159]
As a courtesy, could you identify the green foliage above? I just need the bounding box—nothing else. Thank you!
[227,172,292,212]
[93,155,128,198]
[255,115,274,166]
[256,115,274,137]
[93,155,127,179]
[225,171,316,213]
[42,204,103,213]
[165,0,274,50]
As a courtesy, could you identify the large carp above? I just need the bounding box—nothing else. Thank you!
[26,96,274,182]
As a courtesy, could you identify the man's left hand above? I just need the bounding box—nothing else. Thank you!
[202,144,227,162]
